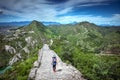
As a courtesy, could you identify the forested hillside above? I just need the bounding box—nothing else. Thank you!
[49,21,120,80]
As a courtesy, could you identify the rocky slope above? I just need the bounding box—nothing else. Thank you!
[0,20,47,68]
[28,44,85,80]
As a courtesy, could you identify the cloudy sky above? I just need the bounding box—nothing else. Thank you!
[0,0,120,25]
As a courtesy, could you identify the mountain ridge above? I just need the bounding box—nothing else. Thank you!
[28,44,85,80]
[0,20,120,80]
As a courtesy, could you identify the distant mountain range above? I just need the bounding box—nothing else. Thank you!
[1,21,119,27]
[0,21,61,27]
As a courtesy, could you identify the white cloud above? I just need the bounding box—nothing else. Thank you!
[0,0,111,17]
[0,0,119,25]
[63,0,110,8]
[58,7,73,15]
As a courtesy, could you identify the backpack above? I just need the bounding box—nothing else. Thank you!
[53,57,57,65]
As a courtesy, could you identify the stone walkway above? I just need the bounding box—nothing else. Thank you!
[28,44,85,80]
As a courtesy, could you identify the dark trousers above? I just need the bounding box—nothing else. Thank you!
[53,65,56,72]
